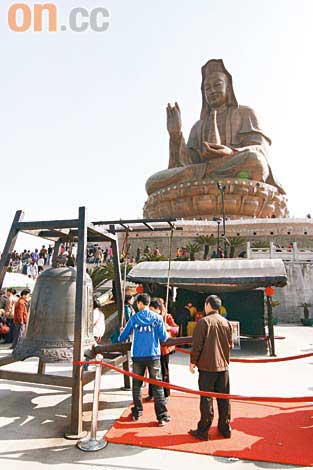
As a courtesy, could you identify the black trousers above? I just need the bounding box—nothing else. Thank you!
[132,359,168,421]
[197,370,231,434]
[177,320,188,337]
[148,353,170,398]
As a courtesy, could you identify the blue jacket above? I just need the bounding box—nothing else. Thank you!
[118,308,168,361]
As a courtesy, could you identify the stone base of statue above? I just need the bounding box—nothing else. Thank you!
[143,178,288,219]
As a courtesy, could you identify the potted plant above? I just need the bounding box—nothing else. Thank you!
[298,302,313,326]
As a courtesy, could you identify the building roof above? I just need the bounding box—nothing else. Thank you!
[128,259,287,292]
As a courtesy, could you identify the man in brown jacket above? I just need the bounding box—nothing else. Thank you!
[13,289,31,350]
[189,295,232,441]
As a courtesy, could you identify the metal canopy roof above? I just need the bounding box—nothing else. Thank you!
[128,259,287,293]
[18,218,182,242]
[92,218,183,233]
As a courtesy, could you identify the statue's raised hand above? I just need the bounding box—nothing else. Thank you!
[167,102,182,136]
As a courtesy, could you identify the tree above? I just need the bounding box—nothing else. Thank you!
[196,235,216,259]
[88,262,132,290]
[227,236,246,258]
[251,240,270,248]
[185,242,202,261]
[141,253,168,262]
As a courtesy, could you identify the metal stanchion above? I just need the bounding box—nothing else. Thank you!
[77,355,108,451]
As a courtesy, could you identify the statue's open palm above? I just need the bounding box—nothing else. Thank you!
[167,102,182,136]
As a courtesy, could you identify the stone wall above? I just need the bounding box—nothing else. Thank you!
[123,218,313,260]
[274,262,313,323]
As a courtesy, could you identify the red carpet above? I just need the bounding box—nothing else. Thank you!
[105,394,313,466]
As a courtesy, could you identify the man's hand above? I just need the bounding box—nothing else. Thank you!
[189,363,196,374]
[202,142,235,158]
[119,327,124,333]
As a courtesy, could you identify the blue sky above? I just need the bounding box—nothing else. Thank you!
[1,0,313,250]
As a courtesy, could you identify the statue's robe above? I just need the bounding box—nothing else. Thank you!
[146,105,285,196]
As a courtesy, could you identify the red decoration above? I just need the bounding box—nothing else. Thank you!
[136,284,144,294]
[265,286,275,297]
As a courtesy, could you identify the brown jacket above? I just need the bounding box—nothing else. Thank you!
[14,298,28,325]
[191,313,232,372]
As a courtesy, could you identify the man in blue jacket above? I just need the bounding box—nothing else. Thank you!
[118,293,170,425]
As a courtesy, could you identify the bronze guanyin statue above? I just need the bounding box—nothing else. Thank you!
[144,59,288,219]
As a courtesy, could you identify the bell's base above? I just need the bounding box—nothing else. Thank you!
[77,437,108,452]
[64,430,88,440]
[13,338,95,363]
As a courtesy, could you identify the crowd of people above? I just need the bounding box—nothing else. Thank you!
[7,245,54,279]
[5,241,231,281]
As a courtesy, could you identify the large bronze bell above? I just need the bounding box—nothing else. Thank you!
[14,267,94,362]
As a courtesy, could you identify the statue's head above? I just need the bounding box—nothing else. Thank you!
[200,59,238,119]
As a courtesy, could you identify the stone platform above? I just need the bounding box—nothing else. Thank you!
[144,178,288,219]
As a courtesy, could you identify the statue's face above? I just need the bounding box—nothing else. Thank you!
[204,72,228,108]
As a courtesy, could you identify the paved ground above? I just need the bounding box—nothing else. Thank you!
[0,324,312,470]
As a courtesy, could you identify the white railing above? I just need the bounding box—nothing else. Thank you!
[247,242,313,261]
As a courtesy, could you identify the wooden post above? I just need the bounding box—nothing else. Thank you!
[37,359,46,375]
[0,210,24,289]
[51,240,62,268]
[122,351,131,390]
[110,224,123,327]
[66,207,88,439]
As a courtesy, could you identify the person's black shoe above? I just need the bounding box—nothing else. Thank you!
[144,395,153,402]
[219,428,232,438]
[158,416,171,426]
[131,407,142,421]
[189,429,209,441]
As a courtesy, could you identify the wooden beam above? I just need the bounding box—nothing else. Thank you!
[120,223,133,232]
[87,224,116,243]
[0,355,18,367]
[38,229,70,239]
[0,210,24,290]
[17,219,79,231]
[143,222,154,231]
[93,218,178,225]
[0,370,72,387]
[107,227,183,233]
[93,336,192,356]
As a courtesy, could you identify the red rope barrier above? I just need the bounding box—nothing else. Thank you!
[74,360,313,403]
[176,348,313,363]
